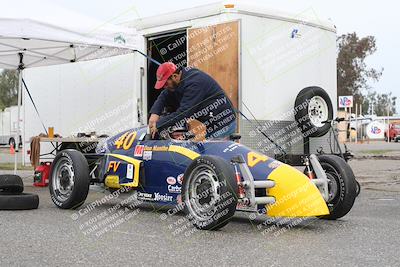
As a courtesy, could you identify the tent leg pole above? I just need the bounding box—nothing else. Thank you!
[22,78,25,167]
[14,69,22,174]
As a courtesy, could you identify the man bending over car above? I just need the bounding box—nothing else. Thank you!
[148,62,236,140]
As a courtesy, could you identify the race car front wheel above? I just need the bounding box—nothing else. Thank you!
[49,149,90,209]
[317,154,357,220]
[182,156,238,230]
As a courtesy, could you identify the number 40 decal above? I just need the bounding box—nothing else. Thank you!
[247,151,268,167]
[114,131,137,150]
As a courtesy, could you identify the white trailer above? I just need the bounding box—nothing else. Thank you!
[0,105,21,147]
[22,1,338,164]
[125,1,338,156]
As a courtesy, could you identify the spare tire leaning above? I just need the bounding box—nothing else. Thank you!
[294,86,333,138]
[0,174,24,193]
[0,193,39,210]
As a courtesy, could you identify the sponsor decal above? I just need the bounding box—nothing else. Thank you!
[291,29,301,39]
[137,192,153,201]
[143,150,153,161]
[338,96,354,108]
[366,121,385,139]
[371,126,381,134]
[177,174,184,185]
[268,161,283,169]
[107,161,120,172]
[152,146,169,152]
[143,146,169,152]
[166,176,176,185]
[223,143,240,153]
[154,193,173,202]
[126,164,133,179]
[137,192,174,202]
[134,145,144,157]
[114,33,126,44]
[168,184,182,193]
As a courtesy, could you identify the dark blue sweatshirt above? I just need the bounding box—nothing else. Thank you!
[149,67,236,136]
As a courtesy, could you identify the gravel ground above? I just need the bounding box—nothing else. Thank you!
[0,158,399,266]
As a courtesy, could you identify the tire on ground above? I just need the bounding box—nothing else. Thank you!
[0,193,39,210]
[294,86,333,137]
[49,149,90,209]
[317,154,357,220]
[182,156,238,230]
[0,174,24,193]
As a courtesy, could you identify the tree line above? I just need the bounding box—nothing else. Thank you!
[337,32,396,115]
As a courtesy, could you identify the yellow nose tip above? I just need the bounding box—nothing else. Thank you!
[266,164,329,217]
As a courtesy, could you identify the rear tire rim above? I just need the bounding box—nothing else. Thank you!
[185,164,222,222]
[308,96,329,127]
[326,173,338,202]
[52,157,75,202]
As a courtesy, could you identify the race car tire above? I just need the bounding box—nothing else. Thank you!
[182,156,238,230]
[294,86,333,137]
[317,154,357,220]
[0,174,24,193]
[49,149,90,209]
[355,180,361,197]
[0,193,39,210]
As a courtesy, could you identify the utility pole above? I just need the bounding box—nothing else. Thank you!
[355,103,358,143]
[387,104,390,143]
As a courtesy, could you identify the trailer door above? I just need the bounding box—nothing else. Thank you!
[188,21,239,110]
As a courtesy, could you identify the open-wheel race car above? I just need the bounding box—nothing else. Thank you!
[49,124,357,230]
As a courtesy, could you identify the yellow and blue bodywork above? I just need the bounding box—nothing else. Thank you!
[98,126,329,217]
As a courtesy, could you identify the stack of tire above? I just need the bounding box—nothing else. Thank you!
[0,175,39,210]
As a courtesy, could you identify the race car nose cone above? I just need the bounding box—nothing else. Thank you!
[265,164,329,217]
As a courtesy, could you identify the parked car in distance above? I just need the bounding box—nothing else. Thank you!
[384,123,400,142]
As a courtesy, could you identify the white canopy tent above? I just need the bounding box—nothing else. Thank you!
[0,0,140,172]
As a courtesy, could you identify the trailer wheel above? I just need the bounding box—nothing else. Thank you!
[0,174,24,193]
[182,156,238,230]
[317,154,357,220]
[49,149,90,209]
[294,87,333,137]
[0,193,39,210]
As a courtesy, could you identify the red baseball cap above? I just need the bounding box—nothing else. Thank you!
[154,62,177,89]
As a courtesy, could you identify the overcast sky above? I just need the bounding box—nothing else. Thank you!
[27,0,400,111]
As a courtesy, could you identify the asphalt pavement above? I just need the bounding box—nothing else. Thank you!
[0,158,399,267]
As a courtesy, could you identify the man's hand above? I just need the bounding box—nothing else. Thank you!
[148,114,160,138]
[149,114,160,128]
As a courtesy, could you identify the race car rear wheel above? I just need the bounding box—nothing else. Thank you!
[182,156,238,230]
[49,149,90,209]
[317,154,357,220]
